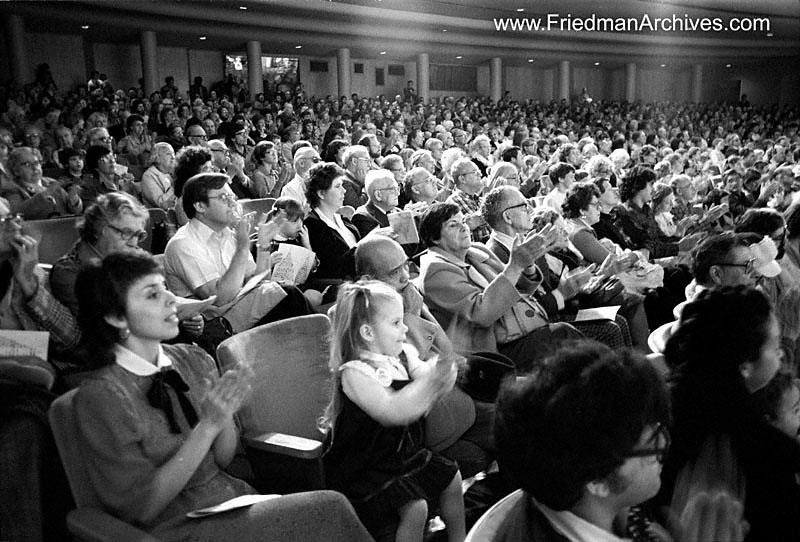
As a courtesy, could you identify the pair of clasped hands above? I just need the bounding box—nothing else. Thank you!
[507,223,630,300]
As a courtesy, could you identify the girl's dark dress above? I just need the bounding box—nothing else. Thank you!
[323,355,458,535]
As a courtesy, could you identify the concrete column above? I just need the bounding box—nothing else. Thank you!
[417,53,430,104]
[490,57,502,102]
[558,60,570,101]
[140,30,159,97]
[337,47,351,98]
[246,40,263,98]
[542,69,555,102]
[692,64,703,103]
[5,15,28,84]
[625,62,637,102]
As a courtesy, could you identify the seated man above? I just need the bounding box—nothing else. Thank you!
[483,186,644,349]
[164,173,312,333]
[403,166,440,211]
[494,341,671,541]
[355,235,494,477]
[351,169,400,238]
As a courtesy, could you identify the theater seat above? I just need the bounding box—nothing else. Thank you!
[49,389,162,542]
[24,216,81,265]
[464,489,525,542]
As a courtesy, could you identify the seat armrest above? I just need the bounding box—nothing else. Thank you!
[244,432,323,459]
[67,508,162,542]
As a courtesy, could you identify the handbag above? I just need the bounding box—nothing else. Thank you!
[494,295,549,345]
[458,352,516,403]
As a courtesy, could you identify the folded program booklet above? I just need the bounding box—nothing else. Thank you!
[187,494,281,518]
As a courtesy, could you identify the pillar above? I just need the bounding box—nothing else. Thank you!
[558,60,570,101]
[246,40,263,98]
[692,64,703,103]
[490,57,502,102]
[337,47,351,98]
[542,69,554,102]
[5,15,28,84]
[140,30,159,97]
[417,53,429,104]
[625,62,637,102]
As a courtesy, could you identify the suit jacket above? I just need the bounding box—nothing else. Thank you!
[342,171,367,209]
[351,201,393,238]
[485,236,563,318]
[419,245,524,356]
[304,209,361,280]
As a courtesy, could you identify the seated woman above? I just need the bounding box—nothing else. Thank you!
[656,286,800,541]
[2,146,82,219]
[80,145,139,210]
[418,202,583,372]
[486,162,520,191]
[141,142,177,210]
[116,114,153,166]
[250,141,284,198]
[651,183,697,238]
[614,165,700,260]
[304,162,361,281]
[71,252,373,541]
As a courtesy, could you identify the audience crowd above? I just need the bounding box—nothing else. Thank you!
[1,61,800,542]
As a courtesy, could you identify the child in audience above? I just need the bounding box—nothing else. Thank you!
[322,280,466,542]
[754,371,800,441]
[264,196,312,251]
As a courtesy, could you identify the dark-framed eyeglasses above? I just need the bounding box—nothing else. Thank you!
[188,133,208,140]
[622,423,671,464]
[0,214,24,228]
[714,259,754,274]
[385,259,412,280]
[106,223,148,242]
[502,201,533,214]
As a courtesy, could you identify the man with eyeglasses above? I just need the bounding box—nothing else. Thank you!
[165,173,312,334]
[351,169,402,238]
[687,232,758,302]
[354,235,495,478]
[280,146,321,208]
[185,124,209,148]
[86,127,113,151]
[494,341,672,542]
[207,139,256,200]
[341,145,371,208]
[446,158,491,243]
[404,167,440,210]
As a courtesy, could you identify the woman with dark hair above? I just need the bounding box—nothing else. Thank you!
[304,162,361,280]
[79,144,138,209]
[614,165,700,260]
[657,286,800,541]
[323,138,350,167]
[116,113,153,165]
[70,252,372,541]
[172,145,214,226]
[250,141,283,198]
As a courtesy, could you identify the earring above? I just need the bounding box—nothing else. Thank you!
[580,214,587,219]
[120,327,130,341]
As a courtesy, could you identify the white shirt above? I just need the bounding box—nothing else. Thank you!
[542,188,566,214]
[141,165,176,210]
[280,174,307,207]
[164,218,256,298]
[533,497,630,542]
[316,210,357,248]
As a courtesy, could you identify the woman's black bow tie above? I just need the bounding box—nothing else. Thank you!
[147,368,199,434]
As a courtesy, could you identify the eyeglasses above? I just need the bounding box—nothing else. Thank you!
[588,201,601,209]
[622,423,671,464]
[502,201,534,214]
[18,159,42,169]
[188,133,208,139]
[207,193,239,206]
[412,177,439,188]
[0,214,23,228]
[384,260,412,280]
[375,185,400,194]
[106,223,148,242]
[714,258,754,274]
[210,148,231,155]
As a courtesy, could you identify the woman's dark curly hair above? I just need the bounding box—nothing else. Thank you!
[306,162,345,208]
[562,182,601,219]
[174,145,212,197]
[664,285,773,382]
[619,165,656,203]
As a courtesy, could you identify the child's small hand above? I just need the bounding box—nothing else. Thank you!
[429,354,457,395]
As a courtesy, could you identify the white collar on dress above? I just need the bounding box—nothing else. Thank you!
[114,343,172,376]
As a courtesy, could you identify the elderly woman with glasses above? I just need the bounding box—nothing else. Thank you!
[141,142,177,210]
[2,146,82,219]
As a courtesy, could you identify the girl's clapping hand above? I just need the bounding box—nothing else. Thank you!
[200,365,254,427]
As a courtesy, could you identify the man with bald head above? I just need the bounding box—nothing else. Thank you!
[280,145,320,207]
[351,169,401,238]
[355,235,494,477]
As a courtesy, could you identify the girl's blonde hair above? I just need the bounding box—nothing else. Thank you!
[318,280,402,435]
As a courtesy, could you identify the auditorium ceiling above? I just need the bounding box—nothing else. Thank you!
[2,0,798,67]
